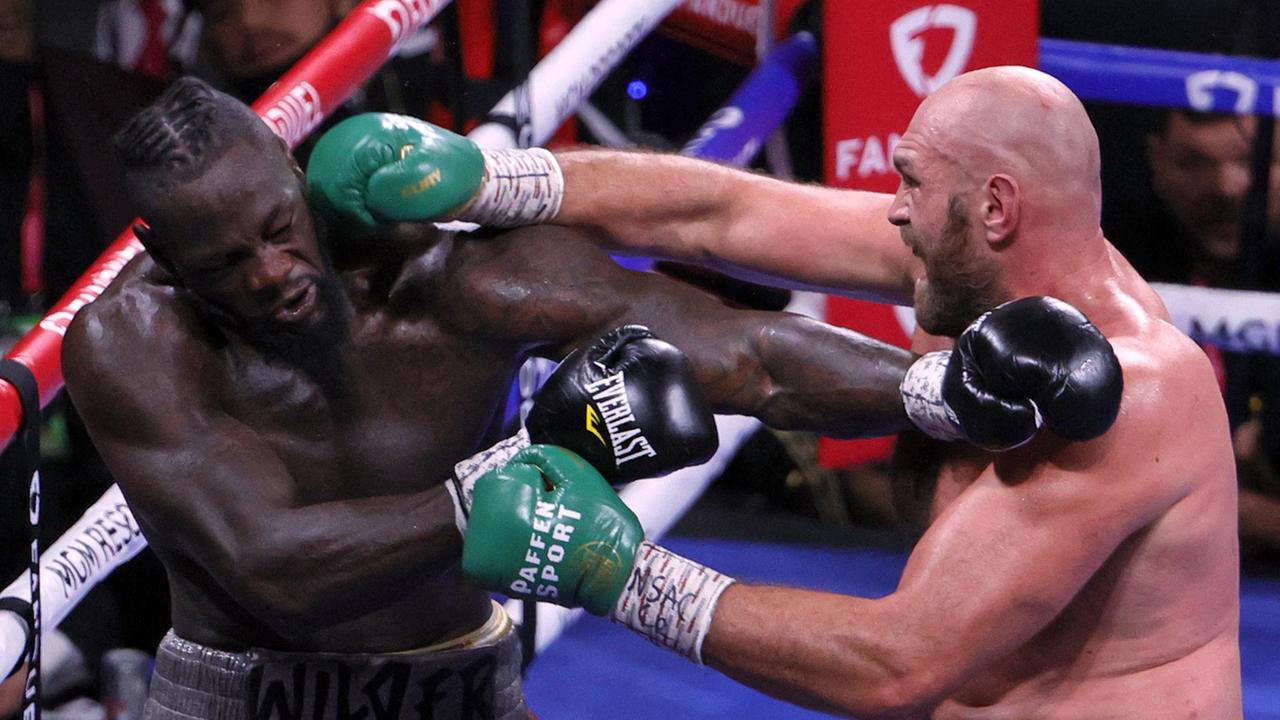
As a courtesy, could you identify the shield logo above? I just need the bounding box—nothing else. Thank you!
[1185,70,1258,114]
[890,4,978,97]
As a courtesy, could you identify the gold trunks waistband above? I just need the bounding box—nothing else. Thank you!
[398,600,513,654]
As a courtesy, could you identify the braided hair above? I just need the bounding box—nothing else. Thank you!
[114,76,265,185]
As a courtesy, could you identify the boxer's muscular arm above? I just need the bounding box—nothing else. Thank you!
[700,347,1202,717]
[554,150,916,303]
[62,295,461,637]
[450,226,913,437]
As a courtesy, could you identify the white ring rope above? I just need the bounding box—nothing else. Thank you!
[1,485,145,677]
[466,0,686,150]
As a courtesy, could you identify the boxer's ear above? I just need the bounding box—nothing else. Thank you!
[275,135,305,182]
[135,222,179,283]
[982,174,1020,247]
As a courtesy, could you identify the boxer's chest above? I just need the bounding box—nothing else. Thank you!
[928,448,994,519]
[219,313,523,501]
[892,433,993,524]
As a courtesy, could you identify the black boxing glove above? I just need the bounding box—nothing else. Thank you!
[900,296,1123,450]
[446,325,718,533]
[526,325,719,482]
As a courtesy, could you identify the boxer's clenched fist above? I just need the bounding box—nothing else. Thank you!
[462,444,734,663]
[306,112,563,231]
[528,325,718,484]
[902,296,1124,450]
[446,325,718,534]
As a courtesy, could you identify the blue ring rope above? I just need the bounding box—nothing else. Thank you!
[1041,38,1280,116]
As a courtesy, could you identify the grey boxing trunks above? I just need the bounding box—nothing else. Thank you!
[143,602,528,720]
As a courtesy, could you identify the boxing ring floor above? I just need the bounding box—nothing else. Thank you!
[525,507,1280,719]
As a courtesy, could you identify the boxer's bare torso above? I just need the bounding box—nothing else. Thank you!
[65,218,917,654]
[899,246,1241,718]
[533,65,1242,719]
[67,233,546,651]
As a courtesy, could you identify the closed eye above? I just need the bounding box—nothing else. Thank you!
[265,218,293,242]
[893,156,918,187]
[198,263,229,279]
[200,249,250,277]
[261,202,295,242]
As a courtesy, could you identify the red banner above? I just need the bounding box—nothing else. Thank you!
[819,0,1038,468]
[541,0,809,67]
[661,0,808,65]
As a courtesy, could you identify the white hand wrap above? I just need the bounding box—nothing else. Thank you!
[900,351,966,442]
[458,148,565,227]
[609,541,735,665]
[445,427,531,535]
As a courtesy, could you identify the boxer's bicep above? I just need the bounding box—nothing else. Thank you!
[556,151,913,301]
[887,394,1180,693]
[717,180,915,303]
[123,416,298,554]
[62,302,312,611]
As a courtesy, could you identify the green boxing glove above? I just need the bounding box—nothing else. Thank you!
[462,445,736,663]
[306,113,564,232]
[463,444,642,616]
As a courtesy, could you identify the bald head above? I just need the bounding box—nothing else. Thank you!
[910,66,1102,231]
[889,67,1108,326]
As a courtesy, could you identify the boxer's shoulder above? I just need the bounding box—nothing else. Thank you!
[1108,316,1218,404]
[1032,320,1231,501]
[65,255,223,409]
[435,224,624,333]
[448,223,611,275]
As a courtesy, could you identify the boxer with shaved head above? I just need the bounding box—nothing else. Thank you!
[413,66,1241,718]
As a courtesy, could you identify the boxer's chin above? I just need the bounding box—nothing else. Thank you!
[242,274,352,382]
[915,283,970,338]
[915,273,1007,338]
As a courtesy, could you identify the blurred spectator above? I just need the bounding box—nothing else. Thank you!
[1118,110,1280,287]
[95,0,200,80]
[1145,111,1255,285]
[183,0,458,166]
[187,0,354,99]
[0,0,33,67]
[1106,107,1280,566]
